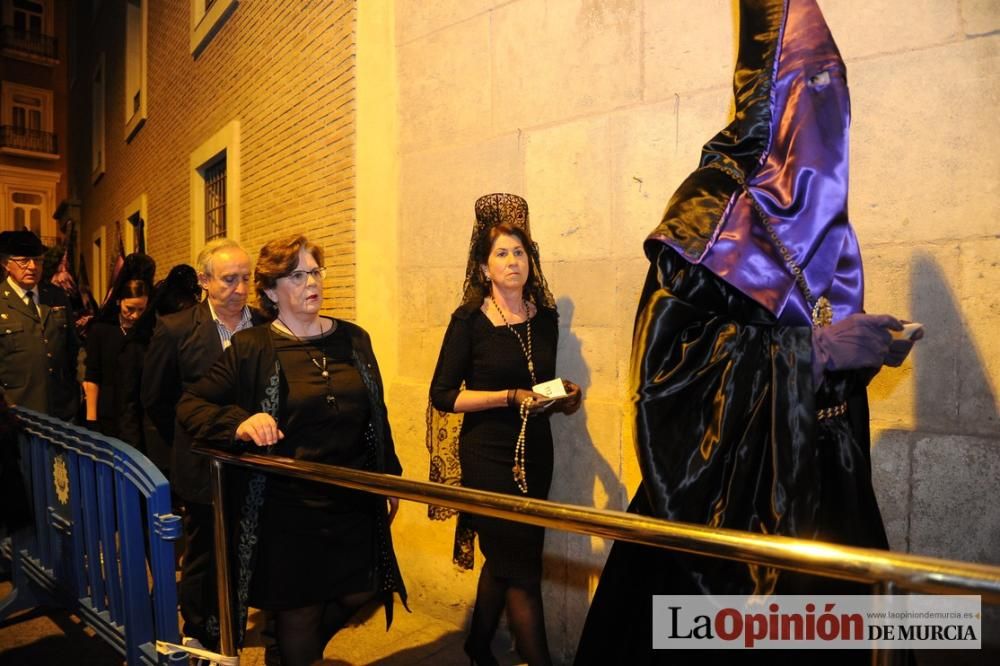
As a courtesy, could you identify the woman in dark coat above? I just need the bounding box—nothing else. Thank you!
[177,234,405,666]
[118,264,203,471]
[83,279,149,437]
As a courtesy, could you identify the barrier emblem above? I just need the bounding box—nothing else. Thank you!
[53,453,70,505]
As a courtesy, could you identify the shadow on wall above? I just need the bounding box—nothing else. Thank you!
[873,252,999,561]
[871,253,1000,656]
[553,297,625,510]
[544,296,627,660]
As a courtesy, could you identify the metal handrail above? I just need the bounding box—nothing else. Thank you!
[202,449,999,665]
[204,448,1000,600]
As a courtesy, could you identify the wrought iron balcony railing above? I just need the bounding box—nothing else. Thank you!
[0,25,58,62]
[0,125,58,155]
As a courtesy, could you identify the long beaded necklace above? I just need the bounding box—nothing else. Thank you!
[276,316,338,410]
[490,296,536,383]
[490,296,534,493]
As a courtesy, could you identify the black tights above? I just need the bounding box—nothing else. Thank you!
[273,589,376,666]
[465,562,552,666]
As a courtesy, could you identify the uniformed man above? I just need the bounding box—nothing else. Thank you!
[0,230,79,421]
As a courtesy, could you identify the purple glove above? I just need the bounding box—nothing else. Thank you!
[883,322,924,367]
[811,313,901,385]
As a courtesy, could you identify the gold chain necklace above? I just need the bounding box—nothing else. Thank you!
[490,296,536,384]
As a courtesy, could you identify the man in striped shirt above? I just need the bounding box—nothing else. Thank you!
[143,238,265,658]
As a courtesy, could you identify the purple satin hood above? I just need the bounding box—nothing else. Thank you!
[646,0,863,325]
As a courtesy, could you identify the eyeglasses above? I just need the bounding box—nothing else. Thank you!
[281,267,327,286]
[7,256,42,268]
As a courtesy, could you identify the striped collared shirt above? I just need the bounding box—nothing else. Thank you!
[206,300,254,350]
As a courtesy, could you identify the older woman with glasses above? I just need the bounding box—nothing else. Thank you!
[177,234,406,666]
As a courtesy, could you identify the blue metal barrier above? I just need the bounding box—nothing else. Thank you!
[0,407,187,665]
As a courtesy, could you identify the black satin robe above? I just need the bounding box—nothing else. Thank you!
[574,245,888,665]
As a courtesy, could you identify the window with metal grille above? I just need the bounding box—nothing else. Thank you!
[204,156,226,241]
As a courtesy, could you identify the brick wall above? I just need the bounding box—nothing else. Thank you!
[72,0,357,318]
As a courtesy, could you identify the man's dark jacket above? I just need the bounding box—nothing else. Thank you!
[142,300,265,503]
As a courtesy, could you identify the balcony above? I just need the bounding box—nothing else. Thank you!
[0,26,58,65]
[0,126,58,159]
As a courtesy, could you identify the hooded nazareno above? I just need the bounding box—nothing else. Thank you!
[575,2,888,663]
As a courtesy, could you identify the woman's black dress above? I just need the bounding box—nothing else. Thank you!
[249,324,379,610]
[430,306,558,580]
[84,321,126,437]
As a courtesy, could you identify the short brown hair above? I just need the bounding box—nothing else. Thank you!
[254,234,324,316]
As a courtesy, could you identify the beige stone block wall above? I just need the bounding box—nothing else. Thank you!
[822,0,962,57]
[866,243,962,430]
[850,38,999,245]
[491,0,643,130]
[397,17,493,152]
[957,238,1000,433]
[643,0,735,98]
[962,0,1000,34]
[375,0,1000,660]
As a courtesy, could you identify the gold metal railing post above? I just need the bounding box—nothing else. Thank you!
[210,459,238,661]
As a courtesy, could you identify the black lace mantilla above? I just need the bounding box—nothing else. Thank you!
[460,193,555,311]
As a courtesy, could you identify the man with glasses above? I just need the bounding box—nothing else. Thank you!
[143,237,268,661]
[0,230,79,421]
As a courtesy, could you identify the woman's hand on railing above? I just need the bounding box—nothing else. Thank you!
[235,413,284,447]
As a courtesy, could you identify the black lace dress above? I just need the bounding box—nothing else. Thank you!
[430,305,558,580]
[249,324,378,609]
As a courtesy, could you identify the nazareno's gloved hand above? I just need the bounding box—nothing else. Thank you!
[883,321,924,367]
[811,313,901,386]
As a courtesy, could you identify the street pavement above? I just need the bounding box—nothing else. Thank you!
[0,580,530,665]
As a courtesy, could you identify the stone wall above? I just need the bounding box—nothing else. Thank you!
[374,0,1000,660]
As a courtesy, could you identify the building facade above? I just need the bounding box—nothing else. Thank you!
[0,0,68,248]
[67,0,357,316]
